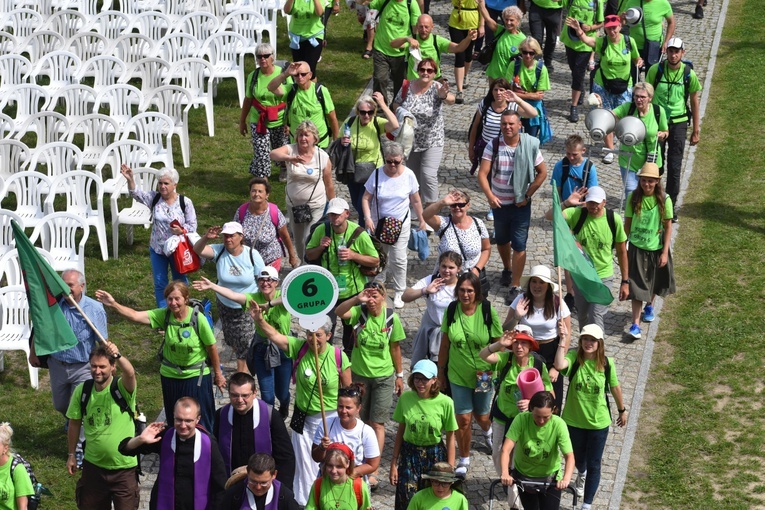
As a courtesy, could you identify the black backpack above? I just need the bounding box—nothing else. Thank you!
[150,193,186,222]
[572,208,617,250]
[650,60,695,122]
[10,453,46,510]
[444,299,495,331]
[285,83,329,143]
[157,298,213,362]
[559,157,594,191]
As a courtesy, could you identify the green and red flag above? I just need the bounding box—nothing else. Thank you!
[11,220,78,355]
[551,186,614,306]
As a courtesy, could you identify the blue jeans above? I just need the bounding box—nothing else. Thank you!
[620,166,639,201]
[567,425,609,505]
[346,181,367,226]
[248,342,292,410]
[149,247,187,308]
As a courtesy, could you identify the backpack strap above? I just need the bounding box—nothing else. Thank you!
[445,300,459,329]
[293,343,342,384]
[567,357,613,415]
[150,193,186,221]
[560,157,571,188]
[606,209,617,249]
[249,67,261,97]
[237,202,249,223]
[533,59,544,91]
[572,208,589,237]
[313,477,323,505]
[401,80,410,101]
[80,377,131,418]
[481,300,494,331]
[490,135,501,178]
[582,159,593,187]
[80,379,95,418]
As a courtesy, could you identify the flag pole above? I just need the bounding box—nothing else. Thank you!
[64,295,107,345]
[557,266,564,320]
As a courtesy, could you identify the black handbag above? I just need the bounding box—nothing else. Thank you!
[640,0,662,67]
[477,27,505,65]
[289,406,308,434]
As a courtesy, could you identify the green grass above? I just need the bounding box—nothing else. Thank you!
[623,0,765,507]
[0,10,371,507]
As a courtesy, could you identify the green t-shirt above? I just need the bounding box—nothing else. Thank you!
[531,0,563,9]
[148,308,216,379]
[448,0,480,30]
[506,413,573,479]
[441,302,503,388]
[560,0,604,53]
[408,486,469,510]
[305,476,371,510]
[513,60,551,92]
[66,377,139,470]
[405,34,452,80]
[593,35,639,87]
[349,117,388,166]
[560,352,620,429]
[645,62,701,123]
[392,391,459,446]
[564,207,627,278]
[494,353,553,424]
[288,0,326,38]
[618,0,673,49]
[282,83,336,149]
[486,30,526,80]
[306,221,379,299]
[612,102,668,171]
[245,65,291,128]
[287,336,351,415]
[346,306,405,378]
[0,458,34,510]
[245,290,291,336]
[370,0,421,57]
[624,194,673,251]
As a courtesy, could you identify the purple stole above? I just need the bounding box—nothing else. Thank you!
[241,479,281,510]
[157,428,213,510]
[219,400,272,475]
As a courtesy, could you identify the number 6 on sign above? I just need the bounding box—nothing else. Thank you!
[281,265,339,331]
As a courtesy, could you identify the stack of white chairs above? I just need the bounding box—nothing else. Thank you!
[13,111,69,150]
[0,285,38,389]
[68,32,109,64]
[52,84,98,129]
[202,30,247,106]
[0,84,51,130]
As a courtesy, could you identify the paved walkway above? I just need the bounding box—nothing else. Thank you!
[138,0,723,507]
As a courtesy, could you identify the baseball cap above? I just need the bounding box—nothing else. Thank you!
[604,14,621,28]
[666,37,684,49]
[220,221,243,235]
[326,198,350,215]
[585,186,607,203]
[257,266,279,281]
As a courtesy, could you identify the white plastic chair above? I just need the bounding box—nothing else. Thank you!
[0,171,51,230]
[75,0,113,21]
[77,55,127,89]
[161,0,195,26]
[7,9,44,41]
[43,170,108,260]
[13,111,69,149]
[122,112,176,169]
[0,209,23,257]
[123,57,170,100]
[68,32,109,63]
[18,30,66,63]
[87,10,130,40]
[154,32,202,64]
[29,211,89,272]
[0,250,55,287]
[66,113,120,168]
[0,140,31,180]
[221,9,269,57]
[26,141,83,181]
[0,114,15,140]
[93,83,143,130]
[0,54,32,96]
[202,31,247,106]
[0,31,18,53]
[198,0,226,19]
[0,285,38,389]
[0,84,51,131]
[144,85,193,167]
[51,84,98,128]
[165,57,215,136]
[32,51,82,96]
[95,139,153,196]
[110,167,160,258]
[42,9,87,42]
[177,11,220,44]
[109,33,154,76]
[128,11,171,40]
[119,0,161,17]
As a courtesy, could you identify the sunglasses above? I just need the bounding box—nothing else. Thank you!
[298,72,311,77]
[338,388,361,397]
[256,53,272,59]
[449,202,469,208]
[418,67,435,74]
[385,159,402,165]
[521,50,536,56]
[364,282,384,291]
[358,109,375,116]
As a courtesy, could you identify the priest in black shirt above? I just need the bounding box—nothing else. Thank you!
[218,453,299,510]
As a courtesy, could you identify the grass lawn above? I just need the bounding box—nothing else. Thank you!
[622,0,765,507]
[0,10,371,507]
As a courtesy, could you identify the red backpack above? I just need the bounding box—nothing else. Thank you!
[313,477,363,508]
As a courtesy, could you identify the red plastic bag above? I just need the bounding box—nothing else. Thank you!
[173,234,201,274]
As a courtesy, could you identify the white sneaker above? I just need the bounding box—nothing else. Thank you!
[575,471,586,499]
[602,152,614,164]
[393,292,404,309]
[455,460,469,479]
[482,428,493,450]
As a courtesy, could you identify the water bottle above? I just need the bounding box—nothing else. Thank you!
[135,411,147,435]
[342,124,351,146]
[337,239,347,266]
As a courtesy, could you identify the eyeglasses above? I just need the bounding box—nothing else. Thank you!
[413,375,430,383]
[338,388,361,397]
[385,159,402,165]
[521,50,536,56]
[418,67,435,74]
[431,480,452,487]
[633,95,649,100]
[358,109,375,116]
[364,282,384,291]
[298,72,311,77]
[247,479,272,488]
[257,277,278,283]
[230,392,254,400]
[256,53,272,59]
[449,202,468,208]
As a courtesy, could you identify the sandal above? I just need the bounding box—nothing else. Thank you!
[362,49,372,59]
[368,474,379,491]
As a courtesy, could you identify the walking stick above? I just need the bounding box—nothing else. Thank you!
[311,332,329,434]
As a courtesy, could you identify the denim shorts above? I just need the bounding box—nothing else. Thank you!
[592,81,632,111]
[450,382,494,415]
[492,201,532,251]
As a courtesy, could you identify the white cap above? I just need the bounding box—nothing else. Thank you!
[257,266,280,281]
[580,323,604,341]
[326,198,350,215]
[220,221,243,235]
[585,186,606,203]
[666,37,684,49]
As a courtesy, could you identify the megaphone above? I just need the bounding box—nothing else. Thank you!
[585,108,615,142]
[625,7,643,26]
[614,116,646,146]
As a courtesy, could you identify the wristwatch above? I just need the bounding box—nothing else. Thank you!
[621,279,630,285]
[395,372,404,378]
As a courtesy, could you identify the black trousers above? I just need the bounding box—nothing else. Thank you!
[660,121,689,210]
[528,2,562,65]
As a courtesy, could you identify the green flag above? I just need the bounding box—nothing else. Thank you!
[551,186,614,306]
[11,220,79,356]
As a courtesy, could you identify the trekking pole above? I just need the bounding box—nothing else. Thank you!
[618,151,634,216]
[311,331,329,433]
[64,295,107,345]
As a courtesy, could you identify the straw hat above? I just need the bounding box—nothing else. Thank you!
[519,265,559,293]
[638,162,661,179]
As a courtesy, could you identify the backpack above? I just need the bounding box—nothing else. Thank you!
[572,208,617,250]
[375,0,413,23]
[213,244,257,266]
[489,351,545,426]
[512,57,545,92]
[626,102,665,157]
[305,223,386,277]
[567,356,613,415]
[157,298,213,362]
[597,34,634,88]
[291,343,343,384]
[10,453,44,510]
[650,60,695,122]
[313,476,363,508]
[560,158,594,192]
[467,97,492,144]
[237,202,287,257]
[150,193,186,222]
[352,304,395,347]
[444,299,495,331]
[286,83,329,142]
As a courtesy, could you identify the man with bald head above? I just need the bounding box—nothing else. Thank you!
[267,61,339,149]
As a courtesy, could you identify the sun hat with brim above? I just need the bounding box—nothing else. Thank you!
[580,323,604,341]
[514,331,539,352]
[637,162,661,179]
[604,14,621,28]
[412,359,437,379]
[221,221,244,235]
[520,265,559,294]
[421,462,459,483]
